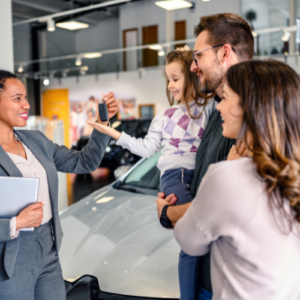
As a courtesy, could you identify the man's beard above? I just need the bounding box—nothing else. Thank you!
[200,72,224,94]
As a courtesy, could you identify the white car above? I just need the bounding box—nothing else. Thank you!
[60,152,180,299]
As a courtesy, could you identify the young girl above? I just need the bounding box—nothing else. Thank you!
[88,46,216,300]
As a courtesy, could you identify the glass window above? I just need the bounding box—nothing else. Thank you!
[241,0,290,55]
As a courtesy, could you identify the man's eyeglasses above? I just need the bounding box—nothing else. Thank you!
[192,44,235,66]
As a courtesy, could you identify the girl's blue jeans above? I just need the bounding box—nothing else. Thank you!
[160,168,212,300]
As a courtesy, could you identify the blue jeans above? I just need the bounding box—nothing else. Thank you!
[161,168,212,300]
[199,285,213,300]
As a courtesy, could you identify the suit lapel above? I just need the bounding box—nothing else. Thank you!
[0,145,23,177]
[16,130,53,181]
[16,130,57,209]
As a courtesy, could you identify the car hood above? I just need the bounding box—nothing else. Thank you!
[59,186,180,298]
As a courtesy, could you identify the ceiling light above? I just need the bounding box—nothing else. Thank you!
[83,53,102,58]
[56,21,89,31]
[282,31,291,41]
[149,44,162,50]
[80,66,89,73]
[155,0,193,10]
[43,79,50,86]
[62,69,69,77]
[75,56,82,66]
[252,31,258,37]
[47,19,55,32]
[158,50,165,56]
[18,65,24,73]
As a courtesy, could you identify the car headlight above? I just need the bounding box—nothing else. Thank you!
[106,146,111,153]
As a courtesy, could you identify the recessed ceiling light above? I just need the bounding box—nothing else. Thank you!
[252,31,258,37]
[83,53,102,58]
[155,0,193,10]
[158,51,165,56]
[47,19,55,32]
[43,79,50,86]
[56,21,89,31]
[75,56,82,66]
[281,31,290,41]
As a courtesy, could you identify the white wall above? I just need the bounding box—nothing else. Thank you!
[1,0,14,72]
[120,0,241,41]
[43,67,169,118]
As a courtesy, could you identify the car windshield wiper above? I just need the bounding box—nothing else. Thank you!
[115,184,145,194]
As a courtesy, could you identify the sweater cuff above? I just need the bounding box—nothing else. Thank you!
[116,132,131,147]
[10,217,19,239]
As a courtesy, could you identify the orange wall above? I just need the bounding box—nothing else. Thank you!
[42,89,70,147]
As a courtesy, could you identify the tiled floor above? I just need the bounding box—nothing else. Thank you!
[67,168,116,204]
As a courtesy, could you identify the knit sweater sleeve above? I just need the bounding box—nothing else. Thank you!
[174,161,239,256]
[116,112,164,158]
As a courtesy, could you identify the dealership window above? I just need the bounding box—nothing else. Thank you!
[241,0,291,55]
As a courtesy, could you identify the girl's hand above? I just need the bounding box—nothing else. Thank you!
[16,202,45,230]
[87,121,122,141]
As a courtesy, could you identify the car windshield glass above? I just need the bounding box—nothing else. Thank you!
[120,152,161,193]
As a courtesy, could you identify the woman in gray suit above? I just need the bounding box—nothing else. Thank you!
[0,70,118,299]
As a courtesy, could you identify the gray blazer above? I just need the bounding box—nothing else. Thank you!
[0,129,110,280]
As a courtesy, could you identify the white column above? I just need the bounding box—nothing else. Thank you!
[166,10,174,54]
[289,0,297,54]
[0,0,14,72]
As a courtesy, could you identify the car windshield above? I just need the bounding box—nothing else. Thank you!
[115,152,161,195]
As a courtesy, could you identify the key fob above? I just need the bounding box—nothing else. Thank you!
[98,102,109,122]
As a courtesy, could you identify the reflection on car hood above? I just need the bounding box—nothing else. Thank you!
[59,186,180,298]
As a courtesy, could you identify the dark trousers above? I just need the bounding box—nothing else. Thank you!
[0,221,66,300]
[161,168,212,300]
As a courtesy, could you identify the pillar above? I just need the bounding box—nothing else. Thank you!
[0,0,14,72]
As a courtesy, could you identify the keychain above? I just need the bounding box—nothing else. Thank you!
[98,97,109,122]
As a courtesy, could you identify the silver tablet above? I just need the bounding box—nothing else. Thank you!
[0,176,39,218]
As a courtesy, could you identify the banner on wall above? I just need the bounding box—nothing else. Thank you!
[70,95,136,146]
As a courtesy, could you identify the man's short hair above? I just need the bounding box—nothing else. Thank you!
[194,13,254,61]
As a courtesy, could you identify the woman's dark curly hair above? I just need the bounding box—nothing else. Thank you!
[0,70,17,96]
[227,60,300,228]
[165,49,214,119]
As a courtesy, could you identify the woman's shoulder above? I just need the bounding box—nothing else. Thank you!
[15,130,49,143]
[205,157,259,188]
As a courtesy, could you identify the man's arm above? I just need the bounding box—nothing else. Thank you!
[156,193,192,227]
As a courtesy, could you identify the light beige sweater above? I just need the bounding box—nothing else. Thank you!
[174,158,300,300]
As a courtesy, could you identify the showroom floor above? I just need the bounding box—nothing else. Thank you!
[67,168,115,204]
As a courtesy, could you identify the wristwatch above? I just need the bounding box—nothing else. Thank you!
[160,205,174,229]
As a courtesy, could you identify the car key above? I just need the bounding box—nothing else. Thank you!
[98,98,109,122]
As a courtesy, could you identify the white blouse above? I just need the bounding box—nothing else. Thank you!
[9,136,52,239]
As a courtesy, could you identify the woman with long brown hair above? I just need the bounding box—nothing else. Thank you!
[174,60,300,300]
